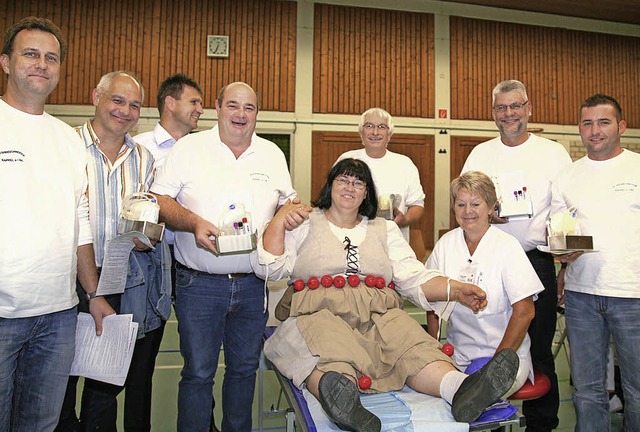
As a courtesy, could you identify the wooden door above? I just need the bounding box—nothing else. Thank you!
[311,131,435,251]
[448,136,488,230]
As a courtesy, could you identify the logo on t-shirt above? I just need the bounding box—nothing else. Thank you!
[0,150,25,163]
[612,182,637,192]
[250,172,270,182]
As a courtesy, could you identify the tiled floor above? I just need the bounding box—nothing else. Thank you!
[109,298,625,431]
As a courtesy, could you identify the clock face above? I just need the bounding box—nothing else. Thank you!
[207,35,229,58]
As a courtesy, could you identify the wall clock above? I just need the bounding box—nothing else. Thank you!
[207,35,229,58]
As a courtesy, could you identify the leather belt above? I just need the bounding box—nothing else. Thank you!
[175,262,252,279]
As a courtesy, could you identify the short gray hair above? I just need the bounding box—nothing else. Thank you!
[95,71,145,104]
[492,80,528,105]
[358,107,394,135]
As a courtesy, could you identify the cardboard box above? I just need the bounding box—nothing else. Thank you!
[215,233,257,255]
[498,200,533,218]
[548,235,593,251]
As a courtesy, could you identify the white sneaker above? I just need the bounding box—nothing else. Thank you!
[609,394,623,413]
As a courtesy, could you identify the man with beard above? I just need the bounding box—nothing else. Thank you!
[460,80,571,432]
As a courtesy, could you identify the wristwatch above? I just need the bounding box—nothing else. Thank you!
[85,291,99,301]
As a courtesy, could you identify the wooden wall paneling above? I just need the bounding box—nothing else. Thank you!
[278,3,286,110]
[336,9,344,114]
[82,2,95,98]
[157,0,170,90]
[327,6,335,113]
[471,19,478,118]
[426,15,434,117]
[321,4,329,111]
[107,3,117,73]
[546,27,558,123]
[412,14,420,115]
[198,1,209,101]
[244,2,251,87]
[187,1,197,81]
[275,1,284,109]
[284,4,295,111]
[63,1,76,103]
[85,1,98,102]
[393,10,401,114]
[401,14,409,114]
[312,6,320,113]
[450,16,640,127]
[260,1,270,105]
[121,1,130,71]
[275,0,283,108]
[415,14,421,115]
[269,1,278,108]
[313,4,434,117]
[349,9,356,113]
[450,19,459,118]
[135,0,144,78]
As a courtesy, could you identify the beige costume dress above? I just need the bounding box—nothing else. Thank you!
[262,209,452,391]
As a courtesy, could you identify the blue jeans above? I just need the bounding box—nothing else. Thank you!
[0,307,77,432]
[175,266,268,432]
[566,291,640,432]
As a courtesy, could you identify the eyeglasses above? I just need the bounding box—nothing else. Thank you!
[334,176,366,190]
[363,123,390,131]
[492,100,529,113]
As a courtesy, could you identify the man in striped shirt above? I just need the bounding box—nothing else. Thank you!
[57,71,169,432]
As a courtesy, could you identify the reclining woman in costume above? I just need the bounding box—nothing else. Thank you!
[252,158,519,432]
[426,171,542,397]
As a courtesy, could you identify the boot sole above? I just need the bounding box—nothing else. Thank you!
[318,371,381,432]
[452,349,519,423]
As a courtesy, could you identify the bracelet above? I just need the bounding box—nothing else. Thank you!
[446,278,451,302]
[85,291,99,301]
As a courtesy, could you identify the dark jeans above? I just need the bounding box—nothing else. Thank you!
[174,266,268,432]
[523,249,560,431]
[56,293,166,432]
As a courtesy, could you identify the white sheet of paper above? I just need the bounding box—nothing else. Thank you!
[70,313,138,386]
[96,231,152,296]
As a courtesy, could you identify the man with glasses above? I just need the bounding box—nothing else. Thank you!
[461,80,571,432]
[336,107,425,243]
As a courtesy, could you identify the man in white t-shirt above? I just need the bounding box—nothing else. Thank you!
[151,82,296,432]
[336,107,425,242]
[0,17,112,432]
[552,94,640,432]
[461,80,572,432]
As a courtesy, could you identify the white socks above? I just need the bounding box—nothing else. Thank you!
[439,370,468,404]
